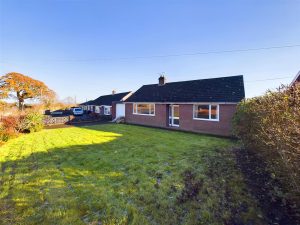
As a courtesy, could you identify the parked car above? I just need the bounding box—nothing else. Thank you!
[72,107,84,116]
[51,110,64,116]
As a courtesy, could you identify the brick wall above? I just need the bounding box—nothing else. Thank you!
[111,102,117,119]
[125,103,168,128]
[179,104,236,136]
[125,103,237,136]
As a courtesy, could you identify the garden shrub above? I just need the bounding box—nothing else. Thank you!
[233,85,300,205]
[0,116,21,142]
[19,111,44,133]
[0,126,17,142]
[0,111,44,142]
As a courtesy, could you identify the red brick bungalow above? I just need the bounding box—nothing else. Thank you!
[124,75,245,136]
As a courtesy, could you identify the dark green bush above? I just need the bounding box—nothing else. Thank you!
[233,85,300,202]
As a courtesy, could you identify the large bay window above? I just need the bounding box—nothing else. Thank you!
[193,104,219,121]
[133,103,155,115]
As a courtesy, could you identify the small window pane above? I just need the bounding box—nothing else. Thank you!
[195,105,209,119]
[211,105,218,119]
[150,104,155,114]
[173,106,179,117]
[173,118,179,125]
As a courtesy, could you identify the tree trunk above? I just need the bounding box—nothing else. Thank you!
[17,92,24,111]
[18,99,24,111]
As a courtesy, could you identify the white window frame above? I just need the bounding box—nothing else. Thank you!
[133,103,155,116]
[193,104,219,121]
[103,106,112,115]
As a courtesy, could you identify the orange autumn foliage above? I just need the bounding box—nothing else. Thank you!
[0,72,55,110]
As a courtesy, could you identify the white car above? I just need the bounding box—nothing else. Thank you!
[72,107,84,116]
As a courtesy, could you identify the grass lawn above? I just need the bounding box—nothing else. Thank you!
[0,124,265,225]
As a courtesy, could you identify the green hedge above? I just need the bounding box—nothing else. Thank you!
[233,85,300,203]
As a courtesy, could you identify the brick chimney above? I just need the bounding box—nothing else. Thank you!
[112,90,116,95]
[158,75,166,86]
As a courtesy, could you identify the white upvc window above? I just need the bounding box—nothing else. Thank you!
[193,104,219,121]
[104,106,112,115]
[95,106,101,114]
[133,103,155,116]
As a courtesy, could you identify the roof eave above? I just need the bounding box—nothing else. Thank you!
[290,70,300,86]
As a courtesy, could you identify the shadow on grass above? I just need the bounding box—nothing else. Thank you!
[235,148,299,225]
[0,124,266,225]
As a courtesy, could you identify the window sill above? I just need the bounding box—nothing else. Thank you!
[193,117,219,122]
[169,124,180,127]
[133,113,155,116]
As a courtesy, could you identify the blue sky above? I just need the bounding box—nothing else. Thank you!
[1,0,300,102]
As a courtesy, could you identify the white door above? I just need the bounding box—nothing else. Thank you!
[169,105,180,127]
[116,103,125,118]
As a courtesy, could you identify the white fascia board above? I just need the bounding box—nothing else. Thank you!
[124,102,238,105]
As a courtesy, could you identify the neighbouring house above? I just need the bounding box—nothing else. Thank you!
[81,91,132,117]
[291,71,300,87]
[124,75,245,136]
[80,100,96,112]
